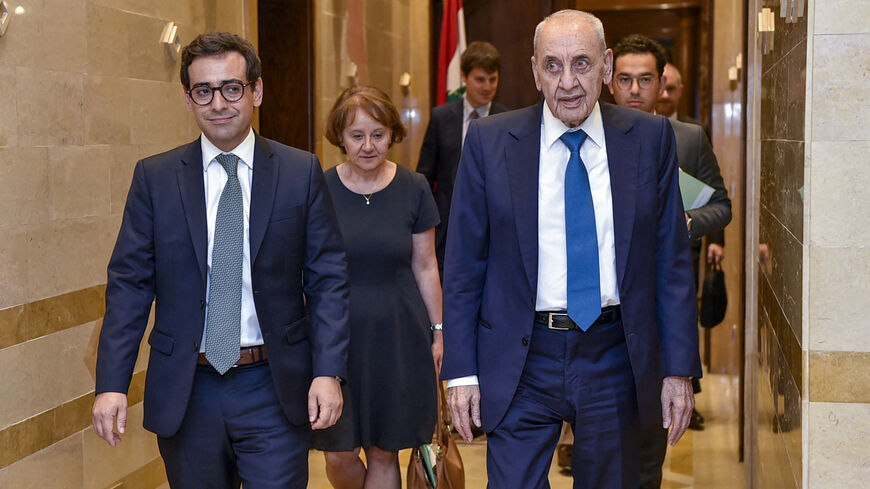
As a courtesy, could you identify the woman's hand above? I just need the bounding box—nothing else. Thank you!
[431,330,444,375]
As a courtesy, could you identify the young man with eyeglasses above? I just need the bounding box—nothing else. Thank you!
[92,32,351,489]
[608,34,731,489]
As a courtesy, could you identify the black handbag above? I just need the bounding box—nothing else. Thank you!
[699,261,727,328]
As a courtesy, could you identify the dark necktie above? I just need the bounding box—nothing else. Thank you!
[205,153,244,374]
[470,109,480,120]
[559,130,601,331]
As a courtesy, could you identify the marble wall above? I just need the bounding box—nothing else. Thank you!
[0,1,250,487]
[313,0,430,171]
[804,0,870,486]
[753,0,807,486]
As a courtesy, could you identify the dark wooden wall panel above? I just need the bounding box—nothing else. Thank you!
[258,0,314,151]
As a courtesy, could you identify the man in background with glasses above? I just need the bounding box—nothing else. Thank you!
[608,34,731,489]
[92,32,350,489]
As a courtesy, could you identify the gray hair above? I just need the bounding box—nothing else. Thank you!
[533,10,606,57]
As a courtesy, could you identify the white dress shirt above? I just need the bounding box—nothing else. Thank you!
[461,96,492,148]
[448,101,619,388]
[536,101,620,310]
[199,128,263,352]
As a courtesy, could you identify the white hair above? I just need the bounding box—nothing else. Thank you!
[533,10,606,57]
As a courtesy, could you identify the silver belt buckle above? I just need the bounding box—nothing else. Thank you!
[547,313,570,331]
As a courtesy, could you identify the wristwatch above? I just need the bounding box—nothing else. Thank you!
[430,322,443,331]
[686,215,694,239]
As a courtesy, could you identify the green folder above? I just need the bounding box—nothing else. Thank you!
[419,443,437,487]
[678,169,715,210]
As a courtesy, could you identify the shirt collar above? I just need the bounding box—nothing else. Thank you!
[541,100,604,151]
[463,95,492,120]
[201,128,256,172]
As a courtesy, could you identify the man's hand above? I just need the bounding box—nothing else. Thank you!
[447,385,481,442]
[431,331,444,375]
[93,392,128,447]
[707,243,725,264]
[661,376,694,445]
[309,376,343,430]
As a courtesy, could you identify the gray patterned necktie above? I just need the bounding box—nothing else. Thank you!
[205,153,244,374]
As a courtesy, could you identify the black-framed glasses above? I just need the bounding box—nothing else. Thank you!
[614,75,656,90]
[186,80,252,106]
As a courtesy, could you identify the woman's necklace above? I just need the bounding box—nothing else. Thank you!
[363,193,373,206]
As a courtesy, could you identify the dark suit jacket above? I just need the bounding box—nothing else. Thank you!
[677,113,712,143]
[440,102,701,433]
[417,98,509,269]
[96,134,350,437]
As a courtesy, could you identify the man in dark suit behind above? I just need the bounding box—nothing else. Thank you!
[91,32,350,489]
[608,34,732,489]
[417,41,508,273]
[442,11,700,488]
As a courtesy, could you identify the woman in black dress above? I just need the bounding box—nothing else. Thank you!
[312,86,443,489]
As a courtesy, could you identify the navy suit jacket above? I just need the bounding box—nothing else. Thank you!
[96,134,350,437]
[441,102,701,433]
[417,98,509,269]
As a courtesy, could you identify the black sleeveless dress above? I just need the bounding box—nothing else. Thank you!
[312,165,439,451]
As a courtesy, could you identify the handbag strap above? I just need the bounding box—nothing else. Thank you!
[434,376,451,446]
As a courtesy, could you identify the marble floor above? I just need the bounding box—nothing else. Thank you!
[307,373,745,489]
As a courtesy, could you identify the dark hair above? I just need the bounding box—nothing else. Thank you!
[180,32,261,89]
[612,34,667,77]
[325,86,406,153]
[460,41,501,75]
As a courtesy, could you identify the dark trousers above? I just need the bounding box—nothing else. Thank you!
[157,361,310,489]
[486,317,641,489]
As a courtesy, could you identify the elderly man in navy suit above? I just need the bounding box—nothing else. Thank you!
[91,32,350,489]
[441,10,700,489]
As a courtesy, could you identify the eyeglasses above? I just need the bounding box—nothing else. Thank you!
[186,80,252,106]
[614,75,657,90]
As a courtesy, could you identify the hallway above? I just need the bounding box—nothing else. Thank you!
[306,373,745,489]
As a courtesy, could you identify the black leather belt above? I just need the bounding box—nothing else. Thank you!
[197,345,267,367]
[534,306,621,331]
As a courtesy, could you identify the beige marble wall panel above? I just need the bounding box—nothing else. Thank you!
[0,321,98,428]
[808,246,870,352]
[809,351,870,403]
[807,402,870,487]
[48,145,112,221]
[15,67,84,147]
[26,216,116,301]
[0,0,87,73]
[85,2,132,78]
[814,0,870,34]
[0,433,82,489]
[0,229,28,310]
[127,13,180,84]
[0,147,49,227]
[129,80,191,146]
[811,34,870,141]
[0,68,18,147]
[85,76,132,145]
[212,0,248,34]
[83,402,161,489]
[809,141,870,247]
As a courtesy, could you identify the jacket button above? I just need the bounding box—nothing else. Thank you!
[199,300,205,309]
[193,341,199,350]
[521,337,529,347]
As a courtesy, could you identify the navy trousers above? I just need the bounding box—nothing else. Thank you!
[486,317,641,489]
[157,361,310,489]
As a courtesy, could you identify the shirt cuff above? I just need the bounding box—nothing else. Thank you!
[446,375,479,388]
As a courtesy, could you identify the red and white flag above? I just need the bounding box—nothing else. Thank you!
[436,0,467,105]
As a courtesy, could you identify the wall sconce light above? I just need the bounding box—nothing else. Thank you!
[344,62,358,88]
[0,2,11,37]
[758,8,775,55]
[780,0,805,23]
[399,72,411,95]
[160,21,181,61]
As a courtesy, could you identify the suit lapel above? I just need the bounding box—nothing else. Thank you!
[505,104,543,292]
[178,139,208,286]
[249,134,277,263]
[601,104,639,288]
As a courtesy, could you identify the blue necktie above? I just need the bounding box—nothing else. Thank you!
[205,153,244,374]
[559,130,601,331]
